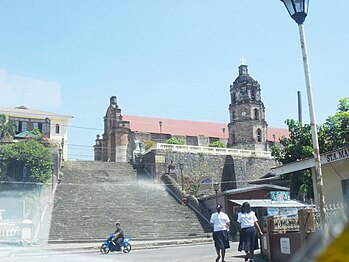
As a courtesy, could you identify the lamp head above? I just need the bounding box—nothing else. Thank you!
[213,182,219,192]
[280,0,309,24]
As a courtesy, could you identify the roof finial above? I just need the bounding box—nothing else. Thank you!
[239,56,247,66]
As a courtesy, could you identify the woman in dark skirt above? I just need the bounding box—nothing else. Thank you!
[237,202,263,262]
[210,204,230,262]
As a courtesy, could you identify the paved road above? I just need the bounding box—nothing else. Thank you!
[0,243,265,262]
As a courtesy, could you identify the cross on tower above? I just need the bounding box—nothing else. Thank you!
[239,57,247,65]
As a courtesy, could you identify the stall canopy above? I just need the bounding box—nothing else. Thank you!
[229,199,307,208]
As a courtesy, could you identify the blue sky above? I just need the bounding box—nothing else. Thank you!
[0,0,348,159]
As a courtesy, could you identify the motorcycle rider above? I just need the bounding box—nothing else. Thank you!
[113,222,124,251]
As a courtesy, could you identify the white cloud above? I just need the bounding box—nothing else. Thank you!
[0,68,61,110]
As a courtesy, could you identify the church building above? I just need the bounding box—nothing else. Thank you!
[94,64,287,162]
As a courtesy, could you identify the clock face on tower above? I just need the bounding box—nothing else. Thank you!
[241,111,246,116]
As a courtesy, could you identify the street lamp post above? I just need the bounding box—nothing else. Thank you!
[61,138,65,162]
[159,121,162,133]
[51,163,56,194]
[280,0,327,232]
[213,182,219,206]
[179,163,184,198]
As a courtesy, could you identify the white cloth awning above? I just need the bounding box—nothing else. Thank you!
[229,199,307,208]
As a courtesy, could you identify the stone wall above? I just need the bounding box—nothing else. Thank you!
[142,149,278,195]
[232,157,277,188]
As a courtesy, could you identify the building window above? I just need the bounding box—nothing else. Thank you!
[17,121,22,132]
[254,108,259,120]
[22,121,28,132]
[186,136,198,146]
[256,129,262,142]
[38,123,43,133]
[232,111,236,120]
[33,122,43,133]
[209,137,219,144]
[55,124,60,134]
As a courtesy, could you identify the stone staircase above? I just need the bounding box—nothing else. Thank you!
[49,161,211,242]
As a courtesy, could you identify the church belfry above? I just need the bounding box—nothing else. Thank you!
[94,96,131,162]
[227,64,268,151]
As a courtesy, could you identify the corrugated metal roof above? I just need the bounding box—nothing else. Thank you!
[229,199,307,208]
[224,184,290,195]
[15,130,39,138]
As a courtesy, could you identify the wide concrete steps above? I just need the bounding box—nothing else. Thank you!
[49,161,209,242]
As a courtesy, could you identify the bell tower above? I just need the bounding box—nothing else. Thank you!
[227,64,268,151]
[94,96,131,162]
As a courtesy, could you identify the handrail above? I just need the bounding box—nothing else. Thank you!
[139,168,212,230]
[142,143,272,158]
[161,174,212,229]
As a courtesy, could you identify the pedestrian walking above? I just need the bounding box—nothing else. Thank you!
[210,204,230,262]
[237,202,263,262]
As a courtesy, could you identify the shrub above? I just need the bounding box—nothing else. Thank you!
[208,141,225,148]
[0,140,53,183]
[165,138,185,145]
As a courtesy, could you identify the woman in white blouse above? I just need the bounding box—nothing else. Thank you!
[237,202,263,262]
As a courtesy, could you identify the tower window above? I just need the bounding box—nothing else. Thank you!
[231,132,236,144]
[256,129,262,142]
[55,124,60,134]
[254,108,259,120]
[251,90,256,100]
[232,111,236,120]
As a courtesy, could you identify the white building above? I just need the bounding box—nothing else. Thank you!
[0,106,73,160]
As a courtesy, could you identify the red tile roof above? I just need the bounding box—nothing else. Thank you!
[268,127,290,142]
[123,115,289,141]
[124,115,228,138]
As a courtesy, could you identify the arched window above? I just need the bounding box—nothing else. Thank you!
[55,124,60,134]
[256,129,262,142]
[231,132,236,144]
[254,108,259,120]
[251,90,256,100]
[232,92,236,103]
[232,111,236,120]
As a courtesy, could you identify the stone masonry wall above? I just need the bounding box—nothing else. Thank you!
[142,149,278,196]
[232,157,277,188]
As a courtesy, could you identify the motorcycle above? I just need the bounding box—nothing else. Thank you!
[100,233,132,254]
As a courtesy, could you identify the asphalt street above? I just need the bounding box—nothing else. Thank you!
[0,243,265,262]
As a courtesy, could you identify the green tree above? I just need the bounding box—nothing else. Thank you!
[271,98,349,199]
[0,140,53,183]
[0,114,16,141]
[319,98,349,153]
[271,119,314,199]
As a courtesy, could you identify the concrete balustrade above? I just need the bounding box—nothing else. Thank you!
[0,223,21,238]
[144,143,272,158]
